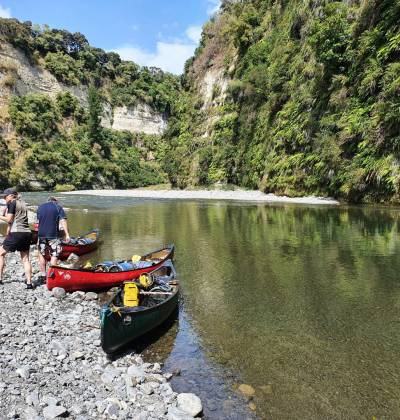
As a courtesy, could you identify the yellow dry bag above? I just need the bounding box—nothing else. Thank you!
[139,273,153,289]
[123,283,139,307]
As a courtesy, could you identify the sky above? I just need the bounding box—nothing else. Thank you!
[0,0,221,74]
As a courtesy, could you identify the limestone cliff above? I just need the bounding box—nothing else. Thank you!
[0,41,168,136]
[0,18,178,190]
[101,102,167,136]
[0,41,87,105]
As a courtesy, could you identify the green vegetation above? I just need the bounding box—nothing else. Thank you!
[0,135,11,188]
[0,18,176,190]
[164,0,400,203]
[1,4,400,203]
[0,19,180,111]
[6,91,167,190]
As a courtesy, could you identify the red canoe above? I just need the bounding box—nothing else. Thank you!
[47,244,175,292]
[31,227,99,261]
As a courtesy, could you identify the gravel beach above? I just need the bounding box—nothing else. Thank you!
[63,189,339,205]
[0,246,202,419]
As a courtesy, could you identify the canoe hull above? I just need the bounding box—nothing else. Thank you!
[58,240,98,260]
[101,291,179,354]
[31,228,99,261]
[47,245,174,292]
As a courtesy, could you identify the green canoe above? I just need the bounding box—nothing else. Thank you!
[100,262,179,354]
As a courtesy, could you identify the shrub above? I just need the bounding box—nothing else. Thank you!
[54,184,75,192]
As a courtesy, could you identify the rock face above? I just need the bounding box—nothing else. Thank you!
[197,67,231,139]
[0,41,168,136]
[101,102,168,135]
[200,68,229,110]
[0,41,87,105]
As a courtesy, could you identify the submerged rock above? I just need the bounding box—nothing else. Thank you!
[238,383,256,399]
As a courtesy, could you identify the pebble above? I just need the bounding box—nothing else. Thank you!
[85,291,98,300]
[0,248,201,418]
[26,389,40,406]
[51,287,66,299]
[43,405,67,419]
[177,393,203,417]
[248,402,257,411]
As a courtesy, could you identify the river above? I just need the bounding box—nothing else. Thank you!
[12,193,400,419]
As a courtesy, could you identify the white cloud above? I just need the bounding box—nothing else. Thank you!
[113,24,204,74]
[207,0,221,15]
[114,41,196,74]
[0,4,11,18]
[186,25,202,44]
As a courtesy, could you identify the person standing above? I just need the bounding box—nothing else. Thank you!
[37,196,70,284]
[0,188,33,288]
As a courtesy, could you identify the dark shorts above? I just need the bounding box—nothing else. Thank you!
[38,238,62,258]
[2,232,32,252]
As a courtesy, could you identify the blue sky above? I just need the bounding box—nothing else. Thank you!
[0,0,221,74]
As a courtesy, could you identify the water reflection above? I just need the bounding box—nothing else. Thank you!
[17,194,400,419]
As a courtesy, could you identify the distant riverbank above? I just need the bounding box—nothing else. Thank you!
[63,189,340,205]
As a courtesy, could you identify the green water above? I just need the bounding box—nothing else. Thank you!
[19,194,400,418]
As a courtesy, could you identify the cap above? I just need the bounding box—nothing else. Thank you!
[3,187,17,197]
[47,196,58,202]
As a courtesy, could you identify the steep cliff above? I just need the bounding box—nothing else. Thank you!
[164,0,400,202]
[0,41,87,104]
[0,37,169,136]
[101,102,167,136]
[0,18,179,190]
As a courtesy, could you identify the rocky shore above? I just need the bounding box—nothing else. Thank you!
[0,247,202,419]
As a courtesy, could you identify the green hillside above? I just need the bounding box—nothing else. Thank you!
[0,18,180,191]
[1,1,400,203]
[164,0,400,203]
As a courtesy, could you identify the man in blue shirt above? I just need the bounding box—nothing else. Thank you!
[37,196,70,284]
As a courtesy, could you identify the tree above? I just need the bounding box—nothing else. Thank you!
[87,85,103,144]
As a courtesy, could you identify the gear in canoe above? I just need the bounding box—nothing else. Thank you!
[46,244,175,292]
[100,260,179,354]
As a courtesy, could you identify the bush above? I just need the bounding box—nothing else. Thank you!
[54,184,75,192]
[56,91,78,117]
[8,93,59,139]
[44,51,86,85]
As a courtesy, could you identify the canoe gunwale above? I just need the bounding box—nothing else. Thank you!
[106,286,179,316]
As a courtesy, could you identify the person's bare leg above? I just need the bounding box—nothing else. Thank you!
[0,247,7,284]
[50,256,58,267]
[38,251,46,275]
[20,250,32,285]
